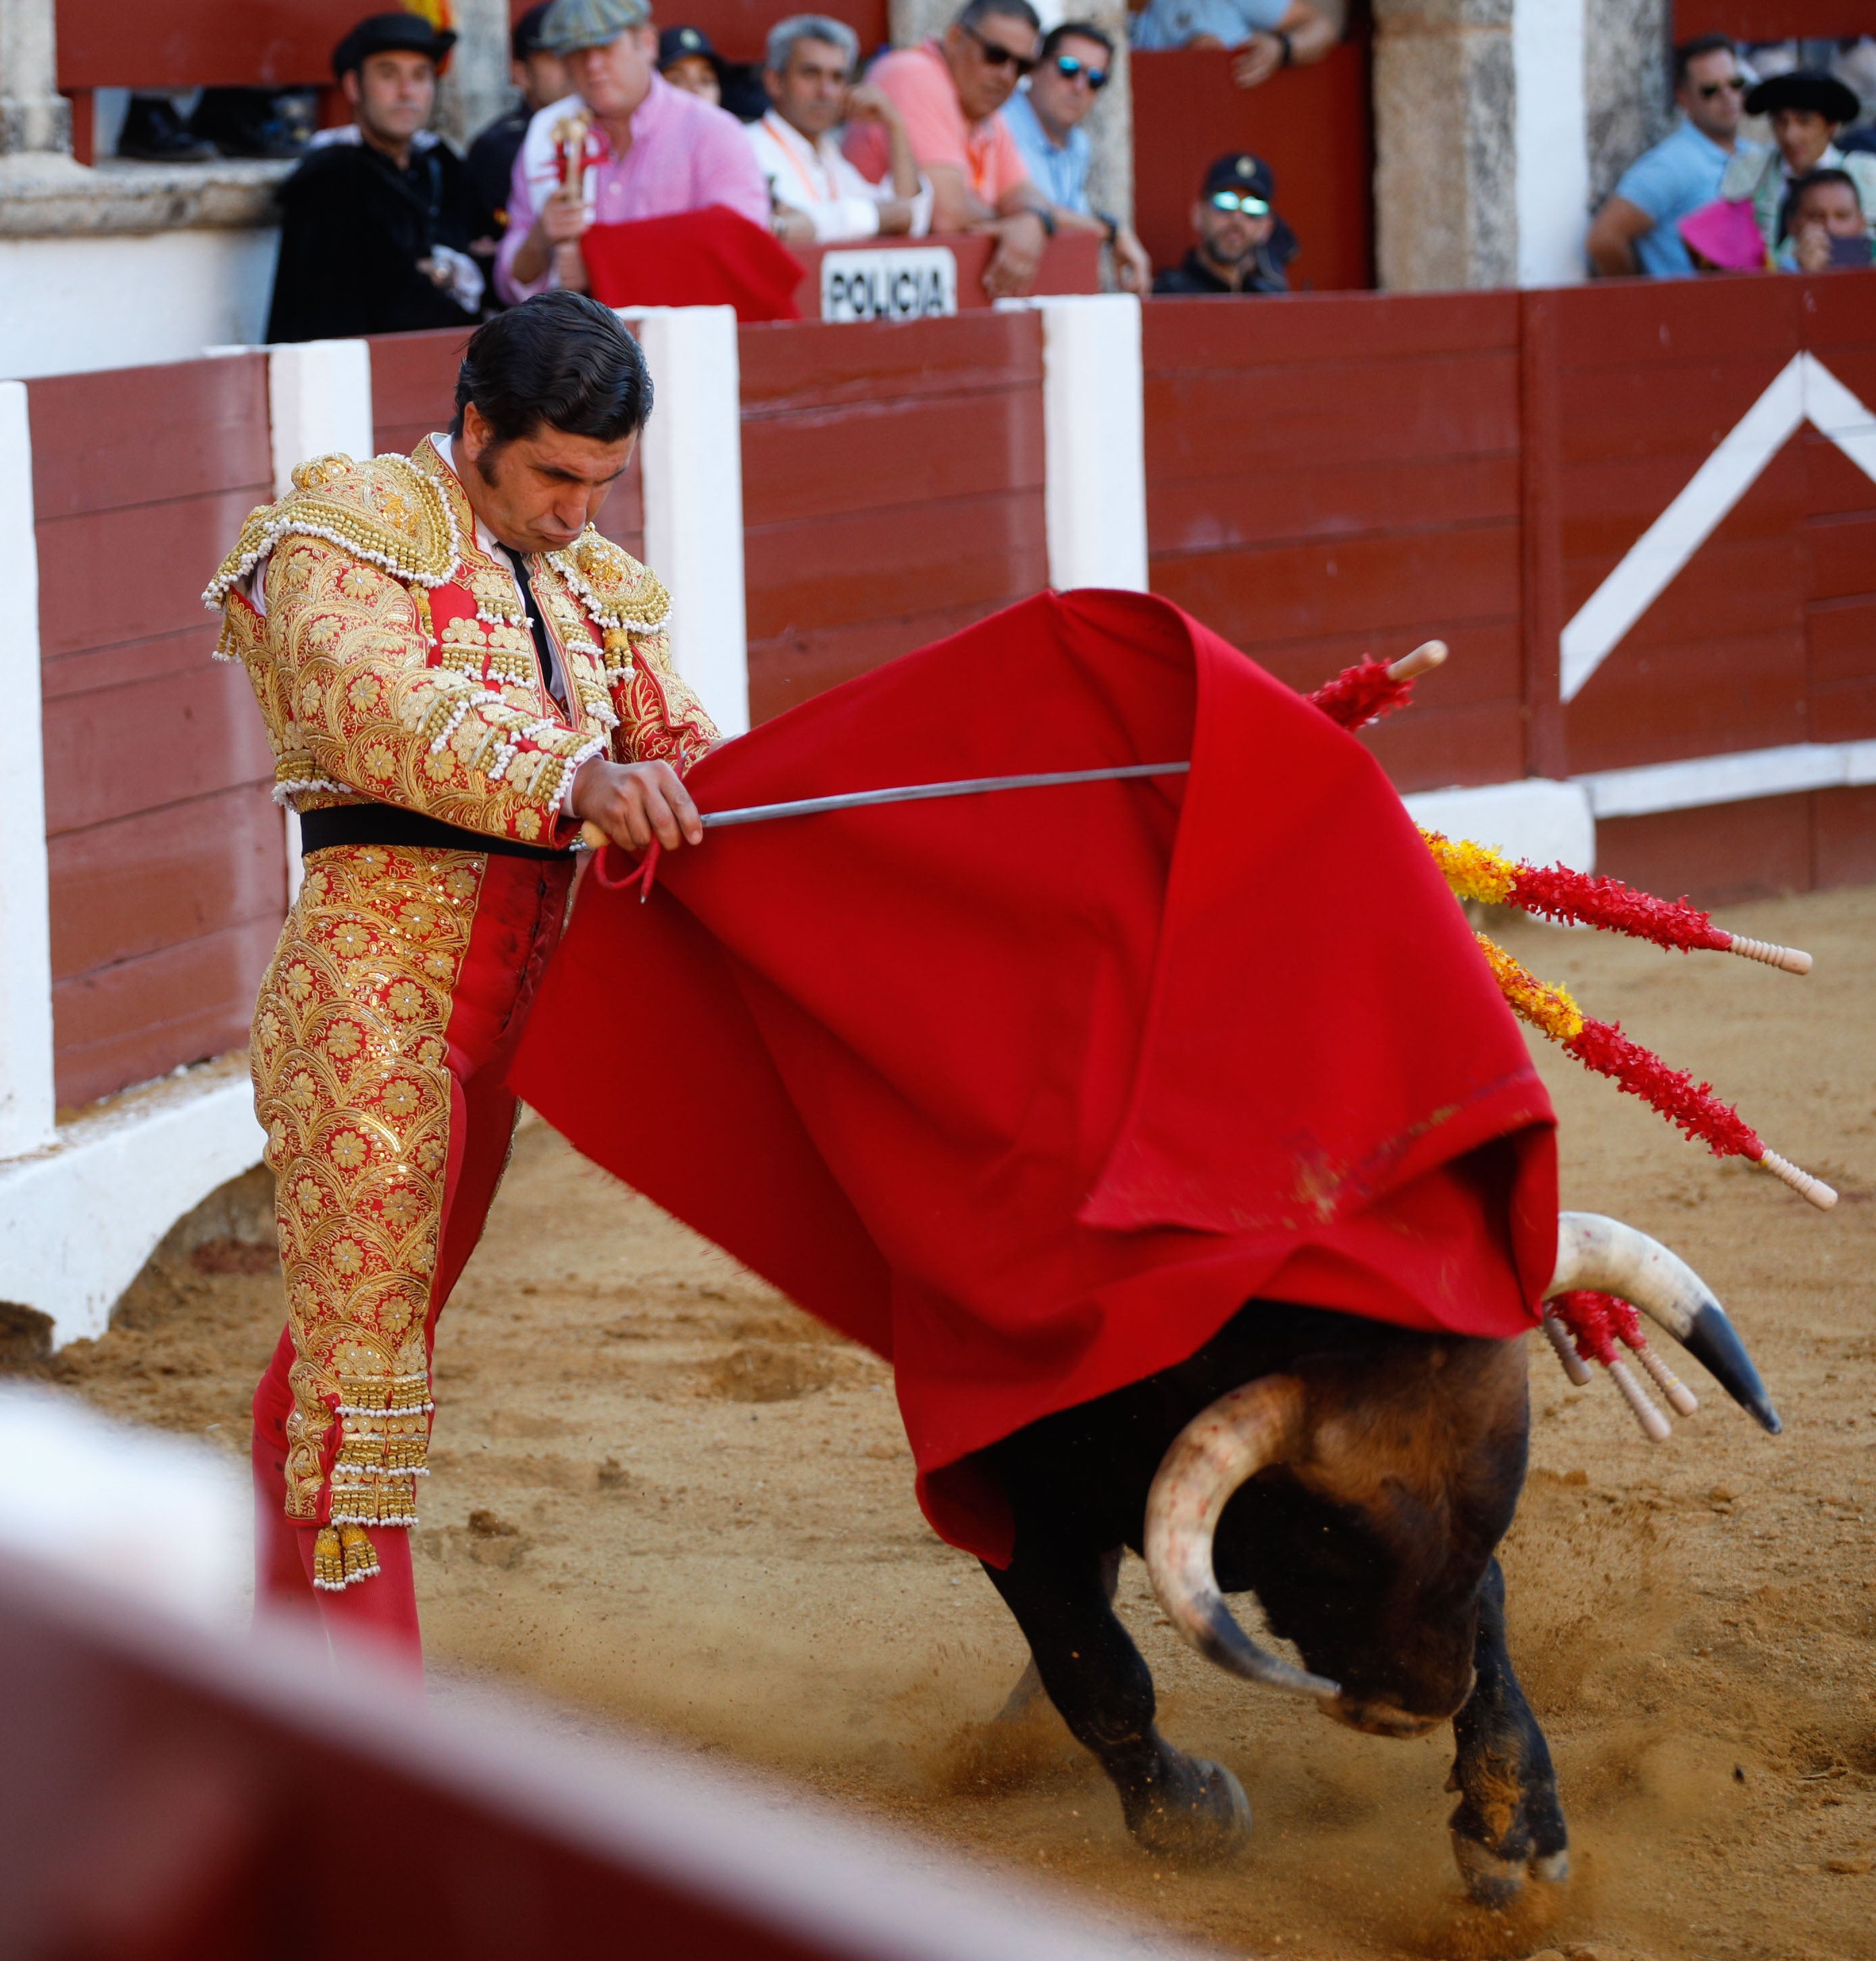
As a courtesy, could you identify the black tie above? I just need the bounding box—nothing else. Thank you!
[500,546,568,715]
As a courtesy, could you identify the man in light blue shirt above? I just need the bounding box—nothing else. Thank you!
[1130,0,1333,89]
[1588,34,1763,277]
[998,20,1151,290]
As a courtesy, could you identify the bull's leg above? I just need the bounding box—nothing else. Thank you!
[994,1544,1122,1721]
[982,1544,1250,1862]
[1446,1558,1570,1905]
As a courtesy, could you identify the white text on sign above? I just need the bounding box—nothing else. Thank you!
[820,247,959,324]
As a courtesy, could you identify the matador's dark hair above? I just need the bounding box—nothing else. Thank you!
[451,290,653,449]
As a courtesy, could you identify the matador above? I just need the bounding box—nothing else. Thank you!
[207,292,715,1663]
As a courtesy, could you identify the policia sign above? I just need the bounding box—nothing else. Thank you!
[820,247,958,323]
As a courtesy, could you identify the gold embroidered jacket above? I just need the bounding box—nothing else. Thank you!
[205,436,717,840]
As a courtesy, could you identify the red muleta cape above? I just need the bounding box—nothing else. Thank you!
[509,591,1558,1563]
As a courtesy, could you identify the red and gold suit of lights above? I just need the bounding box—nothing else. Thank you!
[207,438,715,1628]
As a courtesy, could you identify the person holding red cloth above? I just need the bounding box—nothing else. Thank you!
[207,294,715,1668]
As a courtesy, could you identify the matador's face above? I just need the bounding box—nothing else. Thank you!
[456,403,638,556]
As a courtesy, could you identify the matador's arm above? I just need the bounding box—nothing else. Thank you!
[262,536,606,845]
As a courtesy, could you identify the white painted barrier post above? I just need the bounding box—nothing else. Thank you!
[626,306,751,736]
[267,337,376,496]
[0,380,55,1160]
[1026,294,1148,595]
[266,339,375,900]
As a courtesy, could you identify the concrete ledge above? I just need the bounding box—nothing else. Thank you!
[0,1055,265,1348]
[1402,777,1596,871]
[1577,740,1876,820]
[0,154,289,238]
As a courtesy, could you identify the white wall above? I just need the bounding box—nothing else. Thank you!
[0,228,279,381]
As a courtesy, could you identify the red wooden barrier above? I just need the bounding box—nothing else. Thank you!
[1673,3,1871,35]
[28,355,283,1111]
[1130,44,1374,293]
[738,310,1046,723]
[0,1554,1161,1961]
[368,328,646,561]
[549,0,890,63]
[1143,290,1524,792]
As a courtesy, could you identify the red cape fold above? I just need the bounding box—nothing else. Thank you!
[580,205,804,322]
[509,591,1557,1563]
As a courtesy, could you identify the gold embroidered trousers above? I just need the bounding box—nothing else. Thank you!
[249,841,574,1637]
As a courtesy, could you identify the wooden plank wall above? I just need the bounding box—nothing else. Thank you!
[1142,291,1525,792]
[30,354,283,1110]
[738,311,1047,724]
[1556,272,1876,900]
[1130,43,1375,293]
[367,328,645,561]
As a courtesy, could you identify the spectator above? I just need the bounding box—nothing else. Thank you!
[749,16,929,244]
[1129,0,1336,91]
[497,0,770,304]
[1000,21,1151,292]
[266,14,489,343]
[1152,151,1295,294]
[844,0,1059,301]
[659,24,724,104]
[1777,168,1874,270]
[1721,70,1876,253]
[466,5,569,226]
[1587,36,1759,278]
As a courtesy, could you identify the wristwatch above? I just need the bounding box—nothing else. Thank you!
[1030,204,1058,237]
[1273,28,1294,66]
[1094,209,1121,246]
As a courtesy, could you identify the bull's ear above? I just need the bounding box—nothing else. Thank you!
[1143,1375,1340,1702]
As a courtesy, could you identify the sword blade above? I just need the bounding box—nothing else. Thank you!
[699,761,1190,830]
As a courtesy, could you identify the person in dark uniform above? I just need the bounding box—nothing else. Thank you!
[266,14,494,343]
[1152,151,1297,295]
[465,5,569,230]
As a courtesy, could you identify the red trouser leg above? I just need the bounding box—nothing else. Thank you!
[248,849,572,1673]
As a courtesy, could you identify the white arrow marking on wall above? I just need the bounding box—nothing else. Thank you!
[1560,352,1876,703]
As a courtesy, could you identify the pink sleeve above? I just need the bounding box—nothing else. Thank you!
[695,107,775,227]
[869,53,966,176]
[495,141,551,304]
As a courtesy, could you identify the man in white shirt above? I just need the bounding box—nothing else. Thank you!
[747,14,930,243]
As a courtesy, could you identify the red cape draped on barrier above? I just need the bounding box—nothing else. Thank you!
[580,205,804,322]
[509,592,1557,1562]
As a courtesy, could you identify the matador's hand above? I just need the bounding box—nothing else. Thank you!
[571,757,703,852]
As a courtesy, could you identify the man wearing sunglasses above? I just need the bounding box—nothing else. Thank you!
[1000,21,1152,293]
[1152,152,1295,295]
[1588,35,1763,278]
[846,0,1061,299]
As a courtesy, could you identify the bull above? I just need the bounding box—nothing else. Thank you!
[976,1212,1781,1903]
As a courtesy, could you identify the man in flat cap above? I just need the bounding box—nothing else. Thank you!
[1152,153,1296,294]
[267,12,495,342]
[1719,68,1876,256]
[497,0,769,304]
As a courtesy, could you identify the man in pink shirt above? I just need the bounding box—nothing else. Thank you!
[846,0,1056,299]
[497,0,769,303]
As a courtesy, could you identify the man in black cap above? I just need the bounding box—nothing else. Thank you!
[659,24,726,105]
[1719,68,1876,254]
[465,5,570,228]
[265,13,495,344]
[1152,153,1296,294]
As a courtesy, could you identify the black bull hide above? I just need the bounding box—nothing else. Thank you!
[978,1301,1569,1905]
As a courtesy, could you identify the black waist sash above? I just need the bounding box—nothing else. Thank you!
[297,803,572,863]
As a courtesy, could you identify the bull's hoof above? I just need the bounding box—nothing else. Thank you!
[1450,1829,1571,1908]
[1125,1756,1252,1864]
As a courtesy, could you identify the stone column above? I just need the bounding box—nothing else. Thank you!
[1372,0,1517,290]
[0,0,72,161]
[1373,0,1596,291]
[435,0,513,152]
[1583,0,1671,209]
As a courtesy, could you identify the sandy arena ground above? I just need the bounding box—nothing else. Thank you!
[22,886,1876,1961]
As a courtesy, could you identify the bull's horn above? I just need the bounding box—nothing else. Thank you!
[1548,1213,1781,1434]
[1144,1375,1342,1701]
